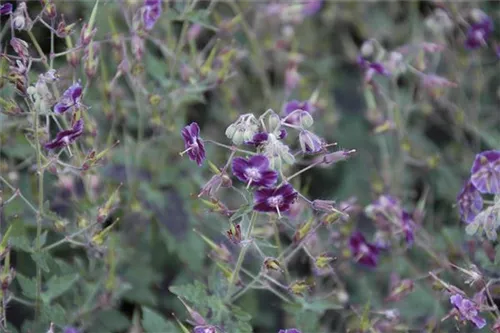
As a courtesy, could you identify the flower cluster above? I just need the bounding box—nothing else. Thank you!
[458,150,500,239]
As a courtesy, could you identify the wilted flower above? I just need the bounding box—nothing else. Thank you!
[10,38,29,59]
[279,329,302,333]
[193,326,216,333]
[357,56,390,83]
[470,150,500,194]
[450,294,486,329]
[226,224,242,244]
[386,273,414,302]
[79,23,97,47]
[465,10,493,49]
[142,0,162,31]
[0,3,12,15]
[299,130,323,154]
[12,2,32,30]
[232,155,278,188]
[349,231,380,267]
[282,100,316,125]
[264,257,284,272]
[457,181,483,223]
[54,81,83,114]
[181,122,206,166]
[246,132,269,146]
[254,183,298,216]
[45,119,84,150]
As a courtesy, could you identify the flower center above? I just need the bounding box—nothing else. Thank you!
[359,243,371,255]
[267,195,283,208]
[245,167,261,181]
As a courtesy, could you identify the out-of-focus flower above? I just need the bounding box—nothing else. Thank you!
[193,326,216,333]
[63,327,80,333]
[425,8,453,35]
[198,174,231,198]
[357,56,390,83]
[181,122,206,166]
[282,99,316,125]
[285,62,301,92]
[0,3,12,15]
[465,10,493,49]
[188,23,202,41]
[279,329,302,333]
[45,119,84,150]
[299,130,323,154]
[457,181,483,223]
[421,74,457,91]
[470,150,500,194]
[142,0,162,31]
[349,231,380,267]
[317,149,356,166]
[10,38,29,60]
[450,293,486,329]
[301,0,322,16]
[386,273,414,302]
[254,183,298,215]
[54,81,83,114]
[12,2,32,30]
[232,155,278,188]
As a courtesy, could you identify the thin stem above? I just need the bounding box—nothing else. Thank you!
[43,222,98,252]
[0,176,38,213]
[271,216,290,282]
[225,211,258,302]
[205,140,256,155]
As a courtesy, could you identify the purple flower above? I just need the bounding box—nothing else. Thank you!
[193,326,216,333]
[299,130,323,154]
[45,119,84,150]
[457,181,483,223]
[246,132,269,146]
[279,329,302,333]
[357,56,390,83]
[142,0,162,31]
[54,81,83,114]
[402,211,415,245]
[0,3,12,15]
[282,100,315,125]
[349,231,380,267]
[450,294,486,329]
[63,327,80,333]
[470,150,500,194]
[181,122,206,166]
[232,155,278,188]
[254,183,298,215]
[465,15,493,49]
[302,0,322,16]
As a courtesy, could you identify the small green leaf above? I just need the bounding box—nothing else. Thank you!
[16,273,37,299]
[31,252,50,273]
[41,303,66,325]
[41,273,79,303]
[141,307,177,333]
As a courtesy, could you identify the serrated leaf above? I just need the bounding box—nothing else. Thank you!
[41,273,79,303]
[141,307,176,333]
[31,252,50,273]
[41,303,66,325]
[16,273,37,299]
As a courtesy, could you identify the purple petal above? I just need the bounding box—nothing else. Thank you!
[279,129,287,139]
[257,170,278,187]
[471,315,486,329]
[0,3,12,15]
[302,0,322,16]
[247,132,268,146]
[248,155,270,170]
[54,102,72,114]
[450,294,464,308]
[45,119,84,150]
[457,181,483,223]
[470,150,500,194]
[232,157,250,182]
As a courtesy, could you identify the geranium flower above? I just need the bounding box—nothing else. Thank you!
[470,150,500,194]
[457,181,483,223]
[254,183,298,216]
[54,81,83,114]
[193,326,216,333]
[45,119,84,150]
[465,13,493,49]
[181,122,206,166]
[282,100,315,125]
[450,294,486,329]
[0,3,12,15]
[232,155,278,188]
[142,0,162,31]
[349,231,380,267]
[278,329,301,333]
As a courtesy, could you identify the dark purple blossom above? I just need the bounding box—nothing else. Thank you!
[232,155,278,188]
[282,100,315,125]
[457,181,483,223]
[181,122,206,166]
[54,81,83,114]
[465,15,493,49]
[450,294,486,329]
[45,119,84,150]
[470,150,500,194]
[349,231,380,267]
[0,3,12,15]
[357,56,390,83]
[302,0,322,16]
[279,329,302,333]
[299,130,323,154]
[142,0,162,31]
[246,132,269,146]
[279,128,287,139]
[254,183,298,215]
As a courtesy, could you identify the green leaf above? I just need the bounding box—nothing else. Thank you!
[5,322,19,333]
[41,303,66,325]
[9,220,32,252]
[31,252,50,273]
[141,307,177,333]
[16,273,37,299]
[41,273,79,303]
[93,309,131,332]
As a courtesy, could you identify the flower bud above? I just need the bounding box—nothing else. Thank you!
[80,23,97,47]
[299,111,313,128]
[12,3,32,31]
[299,130,323,154]
[267,110,281,133]
[10,38,29,59]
